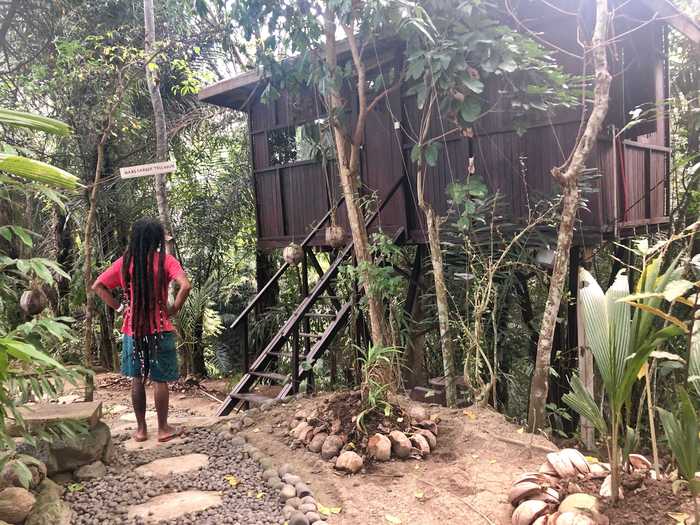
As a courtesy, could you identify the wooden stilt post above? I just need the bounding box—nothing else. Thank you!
[242,314,249,374]
[302,248,313,394]
[576,247,595,449]
[292,326,300,394]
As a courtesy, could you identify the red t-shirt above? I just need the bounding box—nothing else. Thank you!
[95,253,185,336]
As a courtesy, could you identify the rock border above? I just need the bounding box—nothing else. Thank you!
[236,434,329,525]
[286,399,440,473]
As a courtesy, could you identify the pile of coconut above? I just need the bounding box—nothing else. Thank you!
[509,448,657,525]
[286,391,439,474]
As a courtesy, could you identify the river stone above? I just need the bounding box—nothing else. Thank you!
[408,404,429,422]
[389,431,411,459]
[262,468,279,481]
[45,421,111,474]
[368,433,391,461]
[1,458,46,490]
[135,453,209,478]
[281,484,297,500]
[410,434,431,456]
[335,451,363,474]
[300,502,317,513]
[306,511,322,523]
[278,463,294,477]
[283,473,301,485]
[0,487,35,524]
[75,460,106,481]
[308,433,328,454]
[286,496,302,509]
[127,490,223,523]
[289,511,310,525]
[295,482,312,498]
[415,429,437,450]
[25,479,70,525]
[320,435,344,460]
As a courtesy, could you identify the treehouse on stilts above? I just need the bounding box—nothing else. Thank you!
[199,0,700,414]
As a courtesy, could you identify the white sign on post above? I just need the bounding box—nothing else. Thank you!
[119,160,177,179]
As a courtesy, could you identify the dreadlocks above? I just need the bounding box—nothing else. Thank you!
[122,218,167,379]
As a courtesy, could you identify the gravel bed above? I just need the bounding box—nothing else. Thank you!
[65,427,286,525]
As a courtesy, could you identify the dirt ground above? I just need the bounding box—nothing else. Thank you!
[85,373,561,525]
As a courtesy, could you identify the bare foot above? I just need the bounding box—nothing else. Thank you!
[132,430,148,442]
[157,425,182,443]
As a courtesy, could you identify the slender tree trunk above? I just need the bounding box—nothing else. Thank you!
[528,0,612,432]
[323,12,389,359]
[83,140,105,401]
[421,204,456,406]
[144,0,175,251]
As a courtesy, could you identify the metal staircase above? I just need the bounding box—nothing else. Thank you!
[216,178,405,415]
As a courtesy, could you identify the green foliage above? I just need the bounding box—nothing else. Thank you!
[401,0,577,135]
[447,177,489,231]
[657,388,700,500]
[356,344,400,432]
[564,251,686,501]
[0,108,89,449]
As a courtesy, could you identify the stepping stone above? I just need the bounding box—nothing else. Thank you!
[105,404,129,415]
[124,435,185,451]
[11,402,102,436]
[127,490,222,523]
[120,410,157,422]
[135,453,209,478]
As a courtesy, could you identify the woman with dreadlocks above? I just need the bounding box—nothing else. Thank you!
[92,218,191,442]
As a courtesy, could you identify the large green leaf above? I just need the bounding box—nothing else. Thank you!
[0,338,64,369]
[605,270,631,402]
[562,375,608,437]
[657,388,699,491]
[690,315,700,397]
[579,268,613,391]
[0,108,71,136]
[0,154,80,189]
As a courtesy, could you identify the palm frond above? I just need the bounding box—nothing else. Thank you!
[0,154,80,189]
[0,108,71,136]
[562,375,608,437]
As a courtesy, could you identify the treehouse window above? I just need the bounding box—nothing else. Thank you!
[268,124,319,166]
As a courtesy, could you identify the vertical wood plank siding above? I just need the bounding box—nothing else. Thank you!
[243,3,669,248]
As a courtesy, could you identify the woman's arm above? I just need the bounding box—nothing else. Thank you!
[168,274,192,316]
[91,281,121,310]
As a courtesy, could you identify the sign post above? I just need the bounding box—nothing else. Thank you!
[119,160,177,179]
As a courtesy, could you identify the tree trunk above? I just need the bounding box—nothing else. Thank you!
[405,286,427,388]
[83,140,105,401]
[323,11,389,365]
[423,206,457,407]
[144,0,175,251]
[528,0,612,432]
[191,317,207,378]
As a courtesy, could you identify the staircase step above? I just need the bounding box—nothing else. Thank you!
[316,295,341,301]
[229,392,276,405]
[298,332,323,339]
[268,351,308,359]
[250,371,289,383]
[305,313,337,319]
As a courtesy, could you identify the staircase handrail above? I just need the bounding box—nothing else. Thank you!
[227,196,345,333]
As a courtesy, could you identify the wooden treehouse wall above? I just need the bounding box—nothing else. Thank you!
[238,1,671,249]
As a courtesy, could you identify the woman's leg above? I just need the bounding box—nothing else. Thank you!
[131,378,148,441]
[153,381,178,440]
